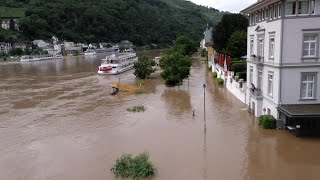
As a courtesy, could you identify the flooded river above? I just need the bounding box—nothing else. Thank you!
[1,50,320,180]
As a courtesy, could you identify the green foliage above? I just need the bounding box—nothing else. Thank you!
[14,0,224,45]
[215,78,224,85]
[160,52,192,86]
[199,48,207,57]
[213,14,249,52]
[118,45,125,52]
[136,80,144,86]
[160,36,194,86]
[230,62,247,73]
[259,115,276,129]
[0,7,25,17]
[134,55,156,79]
[212,72,217,78]
[225,31,247,58]
[237,72,247,81]
[111,152,156,179]
[127,105,146,112]
[207,65,212,71]
[0,28,27,43]
[167,36,197,56]
[230,60,246,66]
[134,89,145,94]
[8,48,23,56]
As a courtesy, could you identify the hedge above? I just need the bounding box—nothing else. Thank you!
[259,115,276,129]
[230,62,247,73]
[215,78,224,85]
[230,60,246,66]
[212,72,217,78]
[237,72,247,81]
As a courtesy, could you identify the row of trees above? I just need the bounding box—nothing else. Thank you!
[212,14,249,59]
[133,36,196,86]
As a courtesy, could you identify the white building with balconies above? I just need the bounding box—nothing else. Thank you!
[242,0,320,135]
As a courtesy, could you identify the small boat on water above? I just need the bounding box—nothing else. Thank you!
[84,49,96,55]
[98,52,138,75]
[20,54,63,62]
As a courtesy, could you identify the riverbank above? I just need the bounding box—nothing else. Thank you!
[0,57,19,62]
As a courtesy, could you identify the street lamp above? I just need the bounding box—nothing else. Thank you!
[203,83,206,133]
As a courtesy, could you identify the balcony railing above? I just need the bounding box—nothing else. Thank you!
[250,55,264,65]
[250,88,263,99]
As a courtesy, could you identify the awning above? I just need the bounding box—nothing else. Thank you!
[277,104,320,118]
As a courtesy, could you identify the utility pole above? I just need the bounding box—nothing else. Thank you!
[203,83,206,133]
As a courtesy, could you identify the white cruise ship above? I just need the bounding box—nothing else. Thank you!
[98,52,138,75]
[20,54,63,62]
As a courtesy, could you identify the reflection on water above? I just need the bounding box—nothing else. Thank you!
[161,88,191,118]
[0,50,320,180]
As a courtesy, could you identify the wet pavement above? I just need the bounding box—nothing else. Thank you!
[0,50,320,180]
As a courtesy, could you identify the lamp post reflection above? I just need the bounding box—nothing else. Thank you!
[203,83,206,133]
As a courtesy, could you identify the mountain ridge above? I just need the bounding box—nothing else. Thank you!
[1,0,225,45]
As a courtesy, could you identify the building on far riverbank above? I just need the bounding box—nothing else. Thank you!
[241,0,320,136]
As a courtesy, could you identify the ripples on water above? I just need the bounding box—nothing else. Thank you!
[0,51,320,180]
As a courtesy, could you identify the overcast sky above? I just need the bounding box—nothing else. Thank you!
[188,0,257,13]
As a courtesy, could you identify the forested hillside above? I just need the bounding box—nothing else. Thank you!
[1,0,224,46]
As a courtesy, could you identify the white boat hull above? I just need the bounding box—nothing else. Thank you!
[98,64,134,75]
[20,55,63,62]
[84,52,96,55]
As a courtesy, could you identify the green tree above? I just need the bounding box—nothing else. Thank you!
[9,18,15,31]
[225,31,247,58]
[13,0,225,46]
[133,55,156,79]
[199,48,207,57]
[118,45,125,52]
[168,36,197,56]
[212,14,248,52]
[8,48,23,56]
[160,52,193,86]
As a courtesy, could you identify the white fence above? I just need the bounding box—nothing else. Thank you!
[212,63,247,104]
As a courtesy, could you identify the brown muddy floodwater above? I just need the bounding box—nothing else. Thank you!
[1,50,320,180]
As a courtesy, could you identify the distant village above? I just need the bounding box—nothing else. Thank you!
[0,35,134,58]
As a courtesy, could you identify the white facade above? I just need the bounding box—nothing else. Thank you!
[242,0,320,119]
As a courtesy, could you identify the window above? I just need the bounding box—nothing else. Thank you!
[250,36,254,55]
[267,108,271,115]
[269,35,275,58]
[262,9,265,20]
[250,66,253,84]
[266,8,269,19]
[285,0,296,15]
[258,70,262,89]
[258,37,264,58]
[268,71,273,96]
[274,4,278,18]
[301,73,316,99]
[278,3,282,17]
[311,0,315,14]
[269,5,274,19]
[298,0,309,14]
[303,34,317,57]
